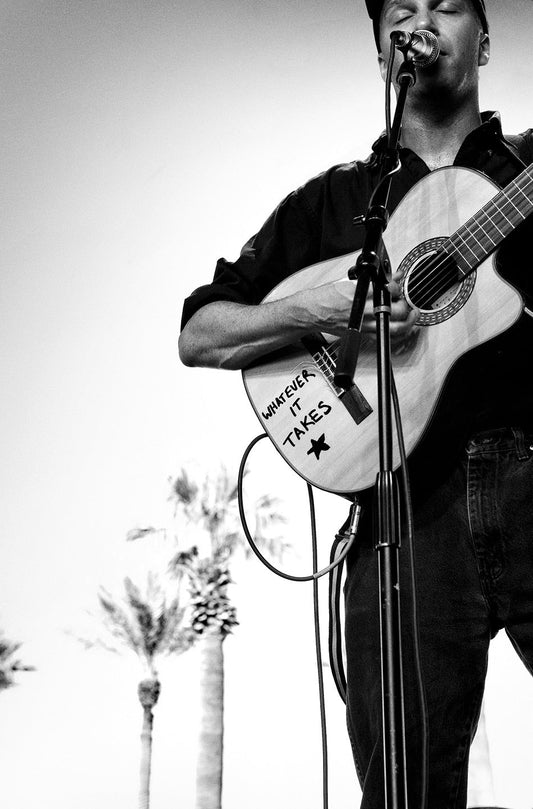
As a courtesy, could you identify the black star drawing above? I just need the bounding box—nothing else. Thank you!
[307,433,330,460]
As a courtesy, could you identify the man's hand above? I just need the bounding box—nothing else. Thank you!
[363,275,420,346]
[295,273,419,347]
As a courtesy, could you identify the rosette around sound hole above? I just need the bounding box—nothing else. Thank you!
[400,237,476,326]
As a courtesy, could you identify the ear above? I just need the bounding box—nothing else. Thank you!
[478,33,490,67]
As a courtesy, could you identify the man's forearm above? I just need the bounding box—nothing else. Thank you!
[178,278,416,371]
[178,298,312,370]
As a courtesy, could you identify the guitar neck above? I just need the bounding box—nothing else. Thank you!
[446,163,533,276]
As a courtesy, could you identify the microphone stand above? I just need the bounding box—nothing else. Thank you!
[334,51,417,809]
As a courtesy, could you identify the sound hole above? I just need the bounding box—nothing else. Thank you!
[401,239,476,326]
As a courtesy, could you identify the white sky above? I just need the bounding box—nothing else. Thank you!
[1,1,533,807]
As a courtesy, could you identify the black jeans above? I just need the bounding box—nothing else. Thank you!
[345,427,533,808]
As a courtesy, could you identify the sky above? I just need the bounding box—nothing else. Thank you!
[1,0,533,807]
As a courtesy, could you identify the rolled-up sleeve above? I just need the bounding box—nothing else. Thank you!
[180,185,321,329]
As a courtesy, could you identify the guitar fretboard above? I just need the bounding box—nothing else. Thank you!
[445,164,533,275]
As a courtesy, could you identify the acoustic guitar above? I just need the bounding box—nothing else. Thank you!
[242,164,531,494]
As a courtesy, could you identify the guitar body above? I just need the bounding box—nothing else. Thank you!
[242,166,524,494]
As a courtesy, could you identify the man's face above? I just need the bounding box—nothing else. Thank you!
[377,0,490,98]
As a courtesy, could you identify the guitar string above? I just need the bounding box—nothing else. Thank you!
[396,207,501,304]
[313,347,343,392]
[404,170,533,301]
[405,172,533,303]
[447,172,533,259]
[405,172,533,304]
[409,203,522,304]
[402,172,533,307]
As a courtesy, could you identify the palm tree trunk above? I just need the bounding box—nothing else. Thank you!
[138,678,160,809]
[139,705,154,809]
[196,627,224,809]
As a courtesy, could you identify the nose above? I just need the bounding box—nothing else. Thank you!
[412,10,439,36]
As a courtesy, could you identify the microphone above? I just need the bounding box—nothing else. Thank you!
[392,29,440,67]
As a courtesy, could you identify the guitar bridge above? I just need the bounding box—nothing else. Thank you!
[302,335,373,425]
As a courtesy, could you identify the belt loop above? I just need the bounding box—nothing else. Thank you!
[511,427,530,461]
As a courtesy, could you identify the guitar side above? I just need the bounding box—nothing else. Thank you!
[243,166,524,494]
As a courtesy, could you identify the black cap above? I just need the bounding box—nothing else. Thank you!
[365,0,489,49]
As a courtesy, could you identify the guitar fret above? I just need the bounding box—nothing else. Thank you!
[500,201,525,225]
[512,174,533,201]
[472,207,508,242]
[452,230,479,262]
[512,195,532,217]
[503,194,526,218]
[445,166,533,274]
[473,218,497,246]
[496,200,513,225]
[457,214,501,261]
[509,177,533,214]
[461,223,485,250]
[478,208,503,238]
[504,171,533,220]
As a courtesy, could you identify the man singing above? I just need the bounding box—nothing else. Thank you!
[180,2,533,805]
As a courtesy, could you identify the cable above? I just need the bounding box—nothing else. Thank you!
[310,483,329,809]
[237,433,355,582]
[237,433,334,809]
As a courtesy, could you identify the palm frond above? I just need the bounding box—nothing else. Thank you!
[126,526,158,542]
[124,578,159,657]
[97,587,145,653]
[169,465,288,565]
[0,635,34,691]
[83,569,198,668]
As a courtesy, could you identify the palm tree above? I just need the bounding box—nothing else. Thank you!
[168,466,285,809]
[82,573,195,809]
[0,633,34,691]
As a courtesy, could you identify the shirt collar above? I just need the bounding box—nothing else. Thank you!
[370,111,504,160]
